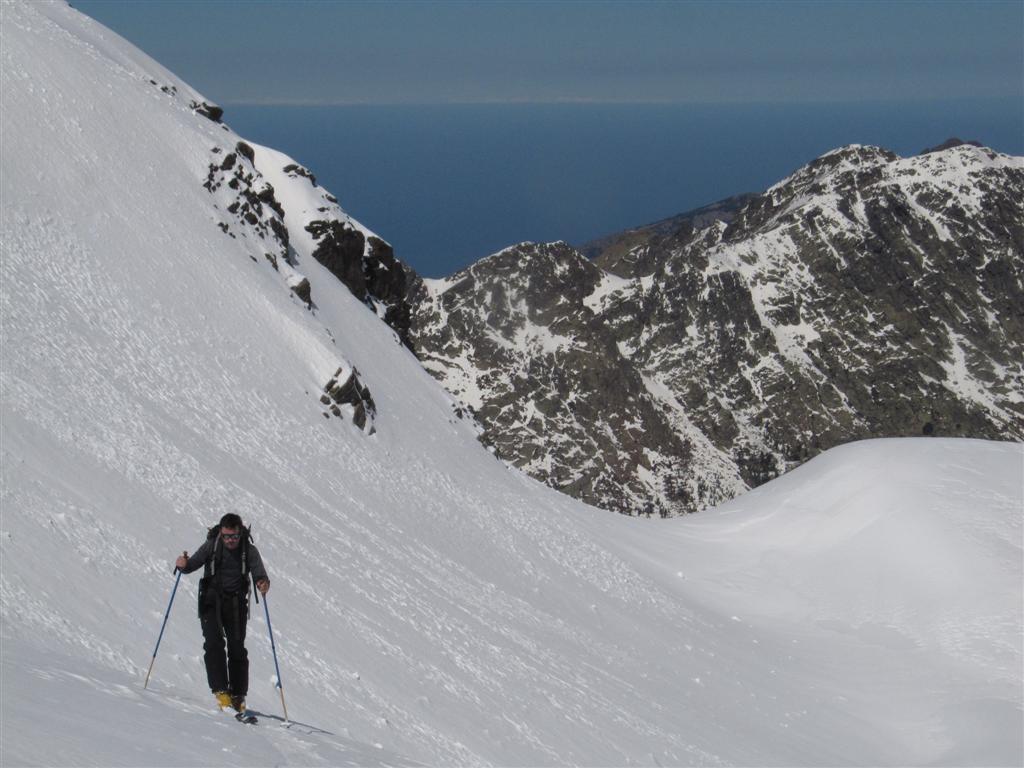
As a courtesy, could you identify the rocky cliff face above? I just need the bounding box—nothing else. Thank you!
[202,136,395,433]
[205,133,414,351]
[408,242,742,515]
[410,142,1024,515]
[304,218,413,349]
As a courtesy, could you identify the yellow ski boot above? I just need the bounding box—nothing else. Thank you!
[214,690,232,710]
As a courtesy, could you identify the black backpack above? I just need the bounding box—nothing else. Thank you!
[197,524,259,616]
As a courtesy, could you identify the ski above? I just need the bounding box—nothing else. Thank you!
[235,710,258,725]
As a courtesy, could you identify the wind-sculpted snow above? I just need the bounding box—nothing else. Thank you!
[1,3,1021,767]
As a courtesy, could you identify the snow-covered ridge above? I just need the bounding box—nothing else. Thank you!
[249,142,387,265]
[411,135,1024,518]
[762,141,1023,231]
[2,3,1021,766]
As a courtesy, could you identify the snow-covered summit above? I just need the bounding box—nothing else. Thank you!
[758,140,1021,233]
[1,3,1021,766]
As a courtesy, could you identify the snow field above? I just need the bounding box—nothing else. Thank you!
[1,3,1021,766]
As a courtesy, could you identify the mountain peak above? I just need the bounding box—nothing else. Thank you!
[765,144,899,198]
[411,135,1024,517]
[447,240,597,296]
[816,143,899,163]
[476,239,579,267]
[919,137,984,155]
[5,3,1022,766]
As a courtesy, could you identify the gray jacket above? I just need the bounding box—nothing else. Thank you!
[182,535,269,595]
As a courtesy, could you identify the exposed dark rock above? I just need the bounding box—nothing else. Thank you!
[409,143,1024,516]
[321,366,376,432]
[191,100,223,123]
[204,146,289,258]
[306,220,367,294]
[583,193,757,267]
[920,137,983,155]
[283,163,317,186]
[202,145,318,315]
[290,276,312,305]
[410,241,717,515]
[306,221,414,348]
[256,183,285,220]
[235,141,255,164]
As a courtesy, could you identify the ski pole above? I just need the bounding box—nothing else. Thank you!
[262,593,289,723]
[144,565,183,689]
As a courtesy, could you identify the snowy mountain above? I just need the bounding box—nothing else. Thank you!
[410,141,1024,516]
[1,3,1021,766]
[409,241,748,517]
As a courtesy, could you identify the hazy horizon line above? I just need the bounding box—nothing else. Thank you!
[219,95,1021,108]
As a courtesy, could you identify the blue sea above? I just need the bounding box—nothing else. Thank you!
[223,100,1022,278]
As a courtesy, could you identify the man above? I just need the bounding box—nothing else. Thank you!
[176,513,270,713]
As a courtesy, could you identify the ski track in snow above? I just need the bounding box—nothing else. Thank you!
[1,3,1022,767]
[2,637,415,767]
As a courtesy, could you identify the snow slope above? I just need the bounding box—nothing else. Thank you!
[1,2,1021,766]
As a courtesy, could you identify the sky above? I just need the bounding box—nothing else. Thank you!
[73,0,1024,106]
[68,0,1024,277]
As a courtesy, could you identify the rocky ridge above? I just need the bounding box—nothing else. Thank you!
[579,193,756,264]
[202,128,397,432]
[409,242,739,515]
[409,142,1024,515]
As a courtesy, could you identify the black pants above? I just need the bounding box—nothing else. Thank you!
[200,592,248,697]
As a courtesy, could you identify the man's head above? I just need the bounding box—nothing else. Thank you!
[219,513,244,550]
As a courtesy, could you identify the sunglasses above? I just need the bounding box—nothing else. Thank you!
[221,532,241,541]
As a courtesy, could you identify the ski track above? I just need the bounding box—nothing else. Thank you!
[1,637,416,767]
[2,3,1022,766]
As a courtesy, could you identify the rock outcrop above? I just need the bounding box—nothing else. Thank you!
[410,142,1024,515]
[320,366,377,433]
[305,220,412,348]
